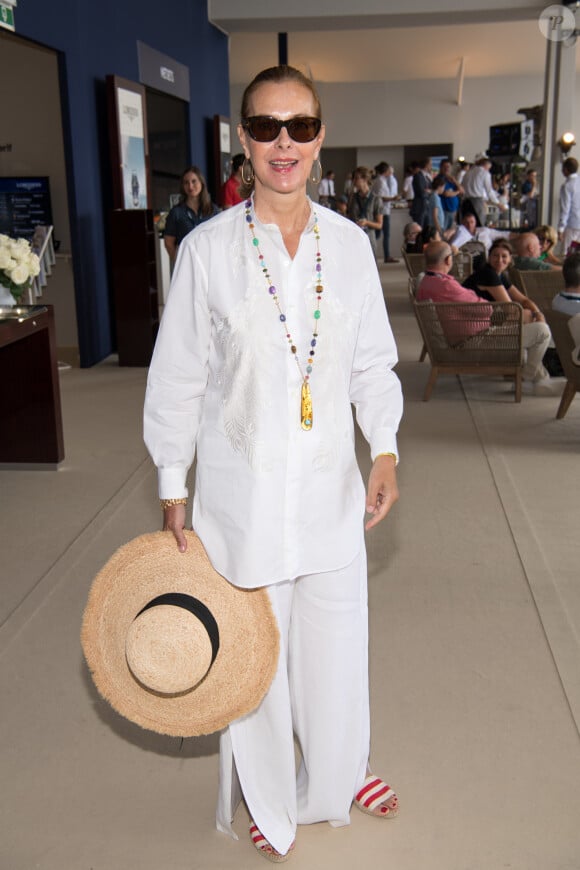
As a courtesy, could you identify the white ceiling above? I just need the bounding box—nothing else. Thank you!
[210,0,550,32]
[228,19,580,86]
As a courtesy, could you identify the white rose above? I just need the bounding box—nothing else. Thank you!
[12,250,28,266]
[28,253,41,277]
[0,248,13,269]
[10,263,31,285]
[3,256,18,273]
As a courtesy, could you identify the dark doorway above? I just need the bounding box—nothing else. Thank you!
[145,88,190,213]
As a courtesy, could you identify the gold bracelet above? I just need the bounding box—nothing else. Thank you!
[375,452,398,463]
[160,498,187,510]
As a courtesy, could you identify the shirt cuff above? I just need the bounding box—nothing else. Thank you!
[370,429,399,464]
[157,466,189,500]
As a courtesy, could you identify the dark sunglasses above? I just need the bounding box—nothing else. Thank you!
[242,115,322,143]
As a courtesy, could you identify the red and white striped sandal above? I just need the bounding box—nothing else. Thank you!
[250,821,295,863]
[354,774,399,819]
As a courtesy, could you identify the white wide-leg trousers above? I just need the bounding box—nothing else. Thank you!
[216,544,371,856]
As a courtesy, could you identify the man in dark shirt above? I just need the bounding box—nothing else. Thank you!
[410,159,431,229]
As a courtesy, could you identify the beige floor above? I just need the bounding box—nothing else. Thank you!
[1,265,580,870]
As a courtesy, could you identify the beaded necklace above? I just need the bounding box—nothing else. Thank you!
[245,198,322,431]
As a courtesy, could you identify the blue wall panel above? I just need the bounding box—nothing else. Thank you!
[14,0,229,365]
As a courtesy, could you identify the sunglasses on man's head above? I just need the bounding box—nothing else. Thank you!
[242,116,322,143]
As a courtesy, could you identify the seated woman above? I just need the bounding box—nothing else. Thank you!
[534,225,562,266]
[403,221,423,253]
[421,225,441,246]
[462,239,555,392]
[420,225,459,254]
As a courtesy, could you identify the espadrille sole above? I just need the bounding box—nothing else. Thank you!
[250,822,294,863]
[354,775,399,818]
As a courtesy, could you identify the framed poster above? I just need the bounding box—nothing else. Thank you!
[107,75,151,210]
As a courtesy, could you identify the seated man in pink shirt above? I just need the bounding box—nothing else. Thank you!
[417,241,493,343]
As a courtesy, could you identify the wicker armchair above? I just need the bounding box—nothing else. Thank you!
[507,266,525,292]
[518,270,565,314]
[411,298,524,401]
[408,281,428,362]
[543,309,580,418]
[402,252,425,278]
[404,250,473,282]
[449,250,474,282]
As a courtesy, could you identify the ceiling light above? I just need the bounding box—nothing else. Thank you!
[558,132,576,155]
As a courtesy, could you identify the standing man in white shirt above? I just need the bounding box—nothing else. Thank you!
[371,162,399,263]
[462,155,506,227]
[317,169,336,209]
[558,157,580,255]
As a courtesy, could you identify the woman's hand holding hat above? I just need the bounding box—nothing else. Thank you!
[162,502,188,552]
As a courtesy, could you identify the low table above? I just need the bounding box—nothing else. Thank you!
[0,304,64,465]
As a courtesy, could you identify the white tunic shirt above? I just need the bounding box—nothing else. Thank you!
[144,199,402,588]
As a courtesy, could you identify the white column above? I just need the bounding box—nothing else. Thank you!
[540,13,577,226]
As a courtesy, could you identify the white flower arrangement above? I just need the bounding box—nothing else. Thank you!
[0,234,41,302]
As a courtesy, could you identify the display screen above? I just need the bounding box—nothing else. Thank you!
[488,123,521,158]
[0,177,53,240]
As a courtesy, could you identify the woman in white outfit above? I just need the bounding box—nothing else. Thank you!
[144,65,403,863]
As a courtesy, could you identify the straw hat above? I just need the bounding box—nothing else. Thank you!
[81,531,279,737]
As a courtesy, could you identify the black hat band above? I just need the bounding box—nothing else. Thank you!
[137,592,220,666]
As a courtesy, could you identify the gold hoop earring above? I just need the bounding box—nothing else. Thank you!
[310,158,322,185]
[241,159,254,186]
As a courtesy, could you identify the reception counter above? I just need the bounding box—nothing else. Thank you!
[0,304,64,465]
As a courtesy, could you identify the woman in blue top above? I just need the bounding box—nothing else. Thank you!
[164,166,219,261]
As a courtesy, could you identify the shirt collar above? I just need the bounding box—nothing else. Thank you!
[250,193,317,234]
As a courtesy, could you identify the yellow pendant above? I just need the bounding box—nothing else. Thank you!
[301,381,313,430]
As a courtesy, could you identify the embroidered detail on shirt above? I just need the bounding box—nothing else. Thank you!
[229,239,247,277]
[223,414,259,469]
[312,440,342,471]
[216,292,275,471]
[214,226,360,473]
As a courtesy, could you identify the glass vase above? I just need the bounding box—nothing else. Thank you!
[0,282,17,307]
